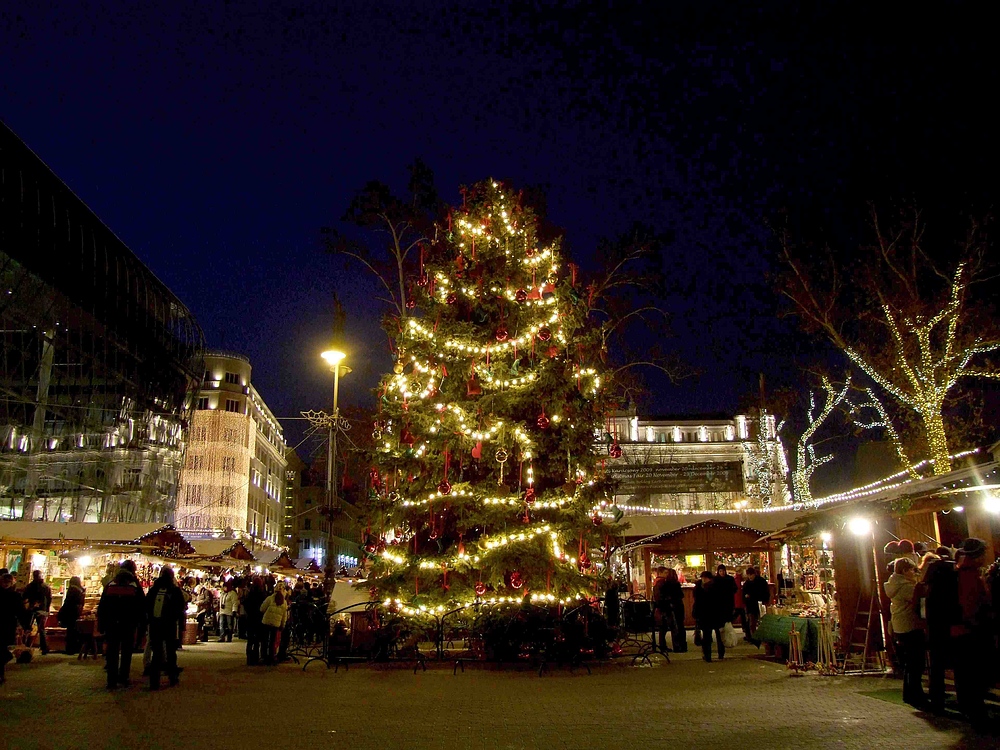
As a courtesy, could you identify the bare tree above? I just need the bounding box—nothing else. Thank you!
[322,159,441,319]
[777,206,1000,474]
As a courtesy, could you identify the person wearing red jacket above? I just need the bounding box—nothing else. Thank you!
[97,561,146,689]
[951,538,992,729]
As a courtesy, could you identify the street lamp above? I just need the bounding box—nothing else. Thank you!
[321,349,350,585]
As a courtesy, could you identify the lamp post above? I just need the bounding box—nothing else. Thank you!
[321,349,349,587]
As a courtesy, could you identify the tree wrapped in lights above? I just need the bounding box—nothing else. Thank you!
[778,206,1000,475]
[361,180,623,611]
[790,375,851,505]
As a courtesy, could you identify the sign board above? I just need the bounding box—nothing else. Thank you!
[608,461,744,494]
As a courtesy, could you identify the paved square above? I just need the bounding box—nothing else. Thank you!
[0,640,992,750]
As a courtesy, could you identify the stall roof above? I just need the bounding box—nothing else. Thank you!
[188,539,257,561]
[622,508,803,541]
[622,518,778,553]
[756,458,1000,545]
[0,521,194,552]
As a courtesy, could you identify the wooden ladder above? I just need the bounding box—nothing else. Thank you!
[841,589,886,674]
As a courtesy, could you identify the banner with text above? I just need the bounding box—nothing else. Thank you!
[608,461,745,494]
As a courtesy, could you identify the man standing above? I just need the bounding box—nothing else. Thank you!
[97,560,146,689]
[951,538,992,729]
[651,567,673,653]
[694,571,724,661]
[146,567,186,690]
[741,567,771,646]
[1,572,22,684]
[921,546,957,713]
[22,570,52,655]
[714,565,738,628]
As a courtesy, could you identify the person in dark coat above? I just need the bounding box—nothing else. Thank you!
[656,567,686,652]
[145,567,186,690]
[694,571,725,662]
[58,576,86,654]
[919,547,957,713]
[714,565,737,627]
[243,576,268,665]
[22,570,52,655]
[951,538,992,729]
[1,572,22,685]
[651,567,674,652]
[97,560,146,689]
[741,567,771,647]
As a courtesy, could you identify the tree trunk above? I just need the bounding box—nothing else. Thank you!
[922,408,951,475]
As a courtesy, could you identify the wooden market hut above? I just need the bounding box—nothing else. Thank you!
[623,519,779,627]
[0,521,195,558]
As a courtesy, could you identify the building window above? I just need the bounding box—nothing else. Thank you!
[302,538,311,551]
[225,399,241,413]
[187,455,203,470]
[197,397,210,410]
[225,372,240,385]
[222,456,236,472]
[304,519,311,530]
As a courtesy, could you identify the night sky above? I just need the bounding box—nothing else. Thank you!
[2,3,996,462]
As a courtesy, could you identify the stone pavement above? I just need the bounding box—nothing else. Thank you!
[0,639,994,750]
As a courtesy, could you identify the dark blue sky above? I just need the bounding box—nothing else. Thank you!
[2,3,995,452]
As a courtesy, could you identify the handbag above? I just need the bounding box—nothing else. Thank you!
[722,622,739,649]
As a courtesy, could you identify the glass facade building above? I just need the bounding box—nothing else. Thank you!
[0,122,204,522]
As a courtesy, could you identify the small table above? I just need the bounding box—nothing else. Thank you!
[753,614,821,663]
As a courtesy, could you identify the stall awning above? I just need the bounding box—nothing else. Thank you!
[0,521,195,554]
[188,539,257,561]
[622,518,781,553]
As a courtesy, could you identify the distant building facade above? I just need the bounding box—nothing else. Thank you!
[606,413,791,515]
[174,351,286,546]
[283,449,359,569]
[0,123,204,522]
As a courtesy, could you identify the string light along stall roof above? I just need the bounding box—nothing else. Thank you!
[360,180,627,610]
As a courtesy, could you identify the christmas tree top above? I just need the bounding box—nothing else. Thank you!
[363,180,625,614]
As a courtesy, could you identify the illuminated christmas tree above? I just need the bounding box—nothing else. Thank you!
[362,180,623,613]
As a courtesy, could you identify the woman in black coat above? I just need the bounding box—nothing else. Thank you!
[58,576,85,654]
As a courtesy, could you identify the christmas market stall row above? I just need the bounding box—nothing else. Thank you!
[756,447,1000,671]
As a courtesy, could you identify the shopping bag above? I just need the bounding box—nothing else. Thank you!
[722,622,739,649]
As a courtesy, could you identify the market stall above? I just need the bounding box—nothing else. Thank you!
[620,519,779,628]
[0,521,196,651]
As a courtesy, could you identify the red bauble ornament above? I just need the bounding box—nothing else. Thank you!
[368,586,379,600]
[525,247,536,258]
[405,298,416,309]
[495,326,508,342]
[475,581,488,597]
[417,273,430,287]
[537,413,550,429]
[401,428,415,446]
[578,552,591,571]
[524,487,535,504]
[437,480,452,496]
[608,442,623,459]
[510,571,524,589]
[546,346,559,358]
[446,292,458,305]
[592,513,604,526]
[537,327,551,342]
[471,441,483,460]
[387,601,400,614]
[515,288,528,303]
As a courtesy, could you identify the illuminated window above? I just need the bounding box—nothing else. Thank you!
[225,372,240,384]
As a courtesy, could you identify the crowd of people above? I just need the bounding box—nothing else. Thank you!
[650,563,771,662]
[884,536,997,729]
[0,561,335,689]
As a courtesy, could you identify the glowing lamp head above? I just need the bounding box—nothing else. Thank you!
[819,532,832,544]
[848,517,872,537]
[322,350,346,366]
[78,555,93,568]
[984,494,1000,514]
